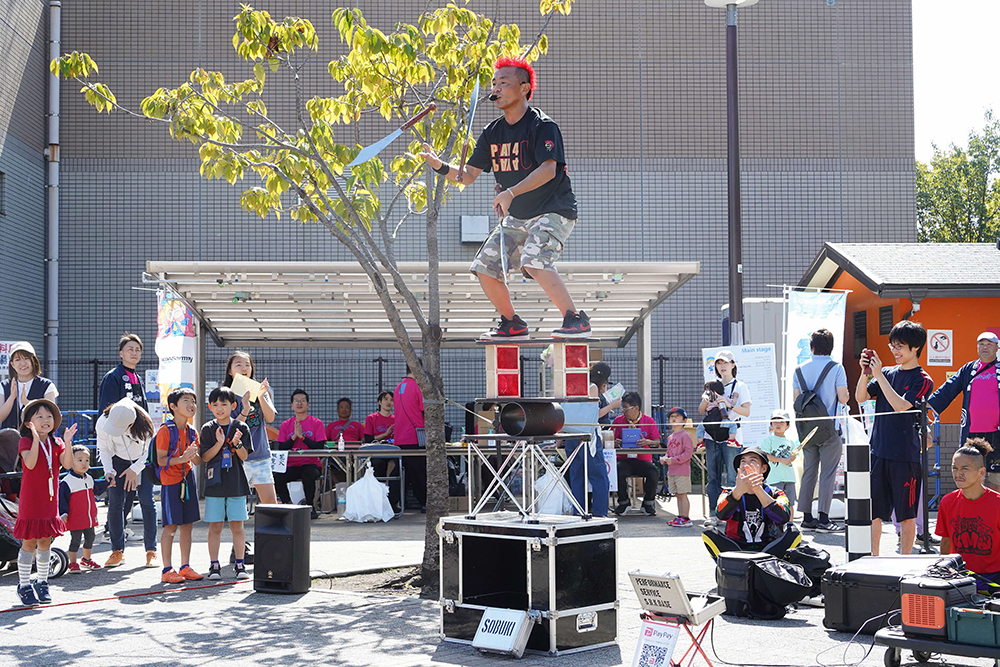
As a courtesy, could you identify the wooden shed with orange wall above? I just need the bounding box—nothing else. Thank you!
[799,242,1000,493]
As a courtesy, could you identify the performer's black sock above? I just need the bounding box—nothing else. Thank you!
[819,512,829,524]
[803,513,814,523]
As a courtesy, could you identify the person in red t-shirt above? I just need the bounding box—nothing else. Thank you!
[326,397,364,445]
[611,392,661,516]
[936,438,1000,593]
[364,392,395,443]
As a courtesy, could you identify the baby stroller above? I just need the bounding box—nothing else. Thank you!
[0,428,69,577]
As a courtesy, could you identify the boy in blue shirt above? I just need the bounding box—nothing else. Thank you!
[855,320,934,556]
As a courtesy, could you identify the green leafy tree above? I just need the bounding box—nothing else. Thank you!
[53,0,574,592]
[917,110,1000,243]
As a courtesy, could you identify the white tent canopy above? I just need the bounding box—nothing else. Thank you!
[144,261,700,349]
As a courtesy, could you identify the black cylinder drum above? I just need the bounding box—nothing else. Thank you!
[499,402,564,436]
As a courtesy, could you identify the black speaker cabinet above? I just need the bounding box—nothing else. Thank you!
[254,504,311,594]
[438,512,618,656]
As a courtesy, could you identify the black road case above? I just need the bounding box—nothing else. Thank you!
[822,554,964,634]
[439,511,618,656]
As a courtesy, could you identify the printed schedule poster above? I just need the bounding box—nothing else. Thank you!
[702,344,780,449]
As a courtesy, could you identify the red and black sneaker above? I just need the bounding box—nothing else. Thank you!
[552,310,591,338]
[480,314,530,340]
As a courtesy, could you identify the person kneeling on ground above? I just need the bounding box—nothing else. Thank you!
[703,447,801,560]
[935,437,1000,594]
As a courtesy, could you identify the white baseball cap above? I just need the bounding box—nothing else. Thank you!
[103,398,137,437]
[977,332,999,344]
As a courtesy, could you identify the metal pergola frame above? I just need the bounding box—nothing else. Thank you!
[144,260,700,403]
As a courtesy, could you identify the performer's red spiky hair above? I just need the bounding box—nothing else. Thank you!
[494,56,536,100]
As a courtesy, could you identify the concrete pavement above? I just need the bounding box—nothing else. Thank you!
[0,499,992,666]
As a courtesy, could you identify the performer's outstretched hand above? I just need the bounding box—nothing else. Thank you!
[417,142,443,170]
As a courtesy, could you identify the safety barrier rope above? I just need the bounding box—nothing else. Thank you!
[0,579,251,615]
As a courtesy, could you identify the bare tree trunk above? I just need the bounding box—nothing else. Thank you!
[420,155,449,598]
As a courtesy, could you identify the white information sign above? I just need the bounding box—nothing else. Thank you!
[270,450,288,473]
[631,618,681,667]
[589,448,619,493]
[927,329,953,366]
[702,344,780,449]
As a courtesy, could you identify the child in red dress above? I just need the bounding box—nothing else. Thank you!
[13,399,76,606]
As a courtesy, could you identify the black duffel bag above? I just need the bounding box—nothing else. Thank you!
[783,544,831,598]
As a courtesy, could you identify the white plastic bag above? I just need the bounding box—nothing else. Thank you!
[344,464,395,523]
[535,472,574,515]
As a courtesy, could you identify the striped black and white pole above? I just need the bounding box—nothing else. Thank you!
[845,410,872,561]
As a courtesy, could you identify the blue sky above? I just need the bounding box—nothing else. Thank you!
[913,0,999,163]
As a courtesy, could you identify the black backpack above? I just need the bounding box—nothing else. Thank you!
[702,380,732,442]
[793,362,839,445]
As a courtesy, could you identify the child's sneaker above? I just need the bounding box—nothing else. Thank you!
[179,565,204,581]
[161,569,185,584]
[16,584,39,606]
[67,562,82,574]
[480,314,530,340]
[552,310,591,338]
[234,563,250,581]
[667,516,692,527]
[33,580,51,603]
[207,563,222,580]
[80,558,101,571]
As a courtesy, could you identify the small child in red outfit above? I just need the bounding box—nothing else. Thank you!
[13,399,76,606]
[59,445,108,573]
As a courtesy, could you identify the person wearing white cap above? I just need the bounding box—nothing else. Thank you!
[96,398,155,567]
[929,331,1000,491]
[1,342,58,431]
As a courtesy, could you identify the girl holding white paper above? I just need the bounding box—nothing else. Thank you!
[222,351,277,504]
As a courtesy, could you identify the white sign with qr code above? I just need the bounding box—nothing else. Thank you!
[631,618,680,667]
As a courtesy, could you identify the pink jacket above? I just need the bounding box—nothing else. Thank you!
[664,430,693,477]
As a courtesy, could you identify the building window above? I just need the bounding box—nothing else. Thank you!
[853,310,867,358]
[879,306,893,335]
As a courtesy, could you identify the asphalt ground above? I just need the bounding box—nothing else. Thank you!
[0,498,993,667]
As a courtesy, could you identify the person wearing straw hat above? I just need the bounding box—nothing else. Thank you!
[929,331,1000,492]
[702,447,800,560]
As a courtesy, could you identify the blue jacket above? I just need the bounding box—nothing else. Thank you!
[98,364,148,413]
[928,359,1000,456]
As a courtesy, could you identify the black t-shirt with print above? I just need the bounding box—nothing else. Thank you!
[468,107,577,220]
[200,419,253,498]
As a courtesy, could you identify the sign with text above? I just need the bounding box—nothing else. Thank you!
[0,341,17,381]
[702,344,780,449]
[631,618,681,667]
[927,329,953,366]
[270,450,288,473]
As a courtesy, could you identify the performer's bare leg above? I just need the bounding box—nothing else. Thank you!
[477,268,576,319]
[524,267,576,315]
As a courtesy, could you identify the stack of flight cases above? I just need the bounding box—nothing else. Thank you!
[822,554,966,634]
[438,512,618,656]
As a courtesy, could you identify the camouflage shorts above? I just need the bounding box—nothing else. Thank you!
[469,212,577,281]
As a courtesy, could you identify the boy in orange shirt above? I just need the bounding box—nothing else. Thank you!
[155,388,203,584]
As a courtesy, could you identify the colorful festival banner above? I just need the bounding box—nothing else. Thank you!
[155,290,197,425]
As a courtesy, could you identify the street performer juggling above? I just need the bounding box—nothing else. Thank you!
[419,57,590,340]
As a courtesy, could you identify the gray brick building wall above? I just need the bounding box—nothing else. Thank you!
[3,0,917,430]
[0,0,47,350]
